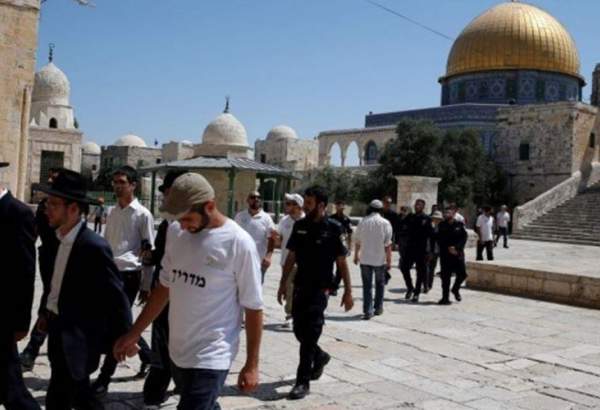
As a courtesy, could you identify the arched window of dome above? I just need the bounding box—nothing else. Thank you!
[49,118,58,128]
[260,154,266,163]
[364,140,379,165]
[590,133,596,149]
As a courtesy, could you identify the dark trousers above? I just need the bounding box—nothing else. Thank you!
[426,253,439,290]
[171,366,228,410]
[360,265,386,315]
[93,217,102,233]
[143,305,176,406]
[400,250,427,294]
[495,227,509,247]
[0,333,40,410]
[476,241,494,261]
[21,323,47,359]
[292,288,329,386]
[46,328,103,410]
[98,270,151,382]
[440,255,467,301]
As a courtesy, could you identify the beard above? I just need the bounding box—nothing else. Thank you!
[306,207,319,221]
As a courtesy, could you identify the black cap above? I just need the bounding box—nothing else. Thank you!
[159,169,188,193]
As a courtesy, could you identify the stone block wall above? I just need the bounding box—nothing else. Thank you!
[318,126,395,167]
[194,143,252,159]
[493,102,596,203]
[394,175,441,210]
[161,141,194,162]
[0,0,40,198]
[101,146,162,170]
[255,138,318,171]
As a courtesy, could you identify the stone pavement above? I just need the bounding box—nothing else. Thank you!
[19,247,600,409]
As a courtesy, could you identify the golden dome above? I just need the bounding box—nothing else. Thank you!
[444,1,582,81]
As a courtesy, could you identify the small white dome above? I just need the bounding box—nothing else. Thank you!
[202,113,248,147]
[181,140,194,146]
[114,134,147,147]
[266,125,298,141]
[32,62,70,105]
[82,141,101,155]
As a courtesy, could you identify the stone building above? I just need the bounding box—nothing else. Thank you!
[161,140,195,162]
[81,140,101,181]
[100,133,162,170]
[254,125,319,171]
[0,0,41,199]
[318,1,600,204]
[27,52,83,199]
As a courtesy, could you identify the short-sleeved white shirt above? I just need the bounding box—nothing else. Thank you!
[355,213,393,266]
[104,198,154,271]
[496,211,510,228]
[276,213,305,267]
[234,209,275,259]
[159,220,263,370]
[476,214,495,242]
[455,212,465,224]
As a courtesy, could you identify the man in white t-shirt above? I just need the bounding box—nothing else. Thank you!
[353,200,393,320]
[495,205,511,249]
[114,173,263,410]
[476,206,495,261]
[235,191,275,282]
[275,193,305,327]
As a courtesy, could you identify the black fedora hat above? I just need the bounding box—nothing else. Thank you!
[0,162,8,168]
[37,169,99,205]
[158,169,188,193]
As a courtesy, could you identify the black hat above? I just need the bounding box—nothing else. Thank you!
[37,169,98,205]
[0,162,8,168]
[159,169,188,193]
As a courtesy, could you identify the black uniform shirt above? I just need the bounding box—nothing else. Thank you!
[286,217,347,290]
[383,209,399,239]
[329,212,353,236]
[405,212,433,252]
[437,220,467,257]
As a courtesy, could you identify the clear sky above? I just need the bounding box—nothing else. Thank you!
[37,0,600,151]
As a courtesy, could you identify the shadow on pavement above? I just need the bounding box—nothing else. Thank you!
[221,379,294,402]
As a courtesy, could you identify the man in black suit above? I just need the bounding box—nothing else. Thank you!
[37,170,132,410]
[0,162,40,409]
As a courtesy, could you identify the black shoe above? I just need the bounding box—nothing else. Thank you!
[374,307,383,316]
[329,289,338,297]
[311,352,331,380]
[412,293,419,303]
[135,362,150,380]
[362,313,373,320]
[91,377,109,397]
[288,384,310,400]
[20,351,35,372]
[438,298,452,305]
[405,289,413,300]
[504,245,509,249]
[423,286,430,294]
[452,289,462,302]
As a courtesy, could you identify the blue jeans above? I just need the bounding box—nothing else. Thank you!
[172,366,229,410]
[360,265,386,315]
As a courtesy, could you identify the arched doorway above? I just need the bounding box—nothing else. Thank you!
[364,140,379,165]
[329,142,342,166]
[345,141,360,167]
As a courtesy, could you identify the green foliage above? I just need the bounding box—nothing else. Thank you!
[300,166,362,202]
[362,119,509,208]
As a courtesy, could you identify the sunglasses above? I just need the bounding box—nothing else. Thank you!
[249,195,261,200]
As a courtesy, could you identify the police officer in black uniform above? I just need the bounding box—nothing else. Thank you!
[437,206,468,305]
[277,186,354,400]
[329,199,352,295]
[400,199,432,302]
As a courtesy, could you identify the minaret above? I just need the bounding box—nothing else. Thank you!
[591,64,600,107]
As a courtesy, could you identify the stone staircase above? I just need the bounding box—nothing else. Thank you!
[512,182,600,246]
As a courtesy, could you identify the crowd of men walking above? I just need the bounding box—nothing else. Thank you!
[0,160,511,409]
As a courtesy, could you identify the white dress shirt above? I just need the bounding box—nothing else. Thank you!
[276,212,305,267]
[47,219,84,314]
[496,211,511,228]
[476,214,495,242]
[234,209,275,259]
[104,198,155,272]
[355,213,393,266]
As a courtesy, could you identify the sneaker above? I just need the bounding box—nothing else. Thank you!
[20,352,35,372]
[411,293,419,303]
[91,378,109,397]
[374,307,383,316]
[311,352,331,380]
[438,298,452,305]
[452,289,462,302]
[288,384,310,400]
[362,313,373,320]
[134,363,150,380]
[405,289,413,300]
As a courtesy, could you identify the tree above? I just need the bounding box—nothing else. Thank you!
[301,166,362,202]
[361,119,508,208]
